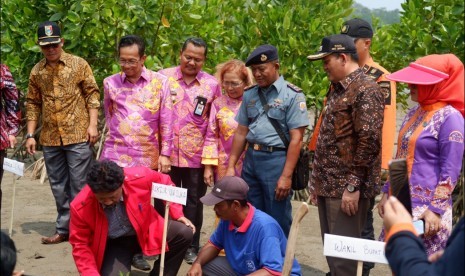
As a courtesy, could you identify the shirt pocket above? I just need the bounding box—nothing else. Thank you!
[332,104,353,138]
[247,105,259,122]
[268,105,286,120]
[243,251,258,273]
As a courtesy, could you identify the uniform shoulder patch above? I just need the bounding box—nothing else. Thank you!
[287,82,303,93]
[363,65,383,81]
[244,84,258,91]
[378,81,391,105]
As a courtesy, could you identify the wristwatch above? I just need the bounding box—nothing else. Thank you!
[26,133,35,139]
[346,184,358,193]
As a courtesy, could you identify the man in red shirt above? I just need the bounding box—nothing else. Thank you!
[69,160,195,276]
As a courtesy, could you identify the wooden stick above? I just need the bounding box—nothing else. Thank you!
[356,260,363,276]
[159,201,170,276]
[95,123,106,160]
[282,202,309,275]
[9,177,17,237]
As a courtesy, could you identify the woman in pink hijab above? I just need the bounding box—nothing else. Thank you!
[378,54,464,255]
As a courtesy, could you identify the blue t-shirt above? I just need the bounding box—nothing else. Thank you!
[235,76,309,147]
[209,204,302,275]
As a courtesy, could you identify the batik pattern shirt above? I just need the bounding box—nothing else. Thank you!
[0,64,21,150]
[310,68,384,199]
[158,66,221,168]
[100,68,173,169]
[202,94,244,179]
[26,51,100,146]
[380,103,464,255]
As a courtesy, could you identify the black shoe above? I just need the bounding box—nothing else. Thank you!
[132,254,151,271]
[184,247,197,264]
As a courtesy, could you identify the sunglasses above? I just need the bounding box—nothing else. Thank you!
[40,43,60,49]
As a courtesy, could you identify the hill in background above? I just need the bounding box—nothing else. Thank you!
[351,2,401,25]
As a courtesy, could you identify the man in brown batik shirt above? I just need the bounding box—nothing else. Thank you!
[26,21,100,244]
[307,34,384,276]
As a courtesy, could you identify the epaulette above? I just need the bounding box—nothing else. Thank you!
[362,64,383,81]
[287,82,303,93]
[244,84,258,91]
[378,81,392,105]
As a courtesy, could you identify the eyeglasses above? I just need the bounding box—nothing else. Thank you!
[40,44,60,49]
[222,81,243,88]
[118,59,140,66]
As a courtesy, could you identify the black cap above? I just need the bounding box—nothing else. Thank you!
[37,21,61,46]
[341,18,373,38]
[200,176,249,206]
[307,34,356,61]
[245,44,279,66]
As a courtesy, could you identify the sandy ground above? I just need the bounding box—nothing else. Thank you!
[1,169,391,276]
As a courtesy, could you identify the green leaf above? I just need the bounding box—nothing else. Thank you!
[283,9,292,30]
[67,11,80,23]
[49,12,63,21]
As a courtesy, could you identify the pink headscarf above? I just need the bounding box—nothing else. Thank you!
[416,54,465,116]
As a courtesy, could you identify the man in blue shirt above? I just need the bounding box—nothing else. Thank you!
[225,45,309,236]
[187,176,301,275]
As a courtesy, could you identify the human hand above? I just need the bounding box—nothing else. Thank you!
[378,193,388,218]
[8,134,17,148]
[87,125,98,146]
[203,165,214,187]
[427,250,444,263]
[158,155,171,174]
[420,209,441,237]
[309,191,318,206]
[275,175,292,201]
[341,189,360,216]
[25,137,36,155]
[383,196,412,233]
[187,262,202,276]
[178,217,196,234]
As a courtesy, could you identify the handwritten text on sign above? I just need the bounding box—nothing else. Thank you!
[151,183,187,205]
[2,158,24,176]
[323,234,388,264]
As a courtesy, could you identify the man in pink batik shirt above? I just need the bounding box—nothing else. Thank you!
[101,35,172,172]
[158,37,221,264]
[100,35,173,270]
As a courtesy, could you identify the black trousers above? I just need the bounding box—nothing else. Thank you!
[156,166,206,249]
[100,220,193,276]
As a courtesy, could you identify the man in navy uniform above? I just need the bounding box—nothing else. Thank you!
[226,44,309,237]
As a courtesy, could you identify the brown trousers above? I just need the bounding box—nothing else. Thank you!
[318,196,370,276]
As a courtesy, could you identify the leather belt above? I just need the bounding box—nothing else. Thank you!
[249,143,286,152]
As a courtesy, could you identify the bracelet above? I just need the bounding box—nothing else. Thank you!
[26,133,35,139]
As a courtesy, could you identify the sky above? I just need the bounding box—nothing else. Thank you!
[355,0,405,11]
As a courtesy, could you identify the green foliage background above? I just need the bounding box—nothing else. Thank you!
[1,0,464,126]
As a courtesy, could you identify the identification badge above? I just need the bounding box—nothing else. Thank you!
[194,96,207,116]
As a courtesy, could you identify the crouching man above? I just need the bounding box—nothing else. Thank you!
[187,176,302,276]
[69,160,195,276]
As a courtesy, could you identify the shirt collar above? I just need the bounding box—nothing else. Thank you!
[174,66,203,84]
[261,75,285,94]
[337,68,363,90]
[41,50,68,68]
[228,203,255,233]
[121,66,149,83]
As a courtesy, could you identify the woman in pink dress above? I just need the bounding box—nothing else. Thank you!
[202,59,253,186]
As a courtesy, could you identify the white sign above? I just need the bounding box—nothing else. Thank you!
[151,183,187,205]
[2,158,24,176]
[323,234,388,264]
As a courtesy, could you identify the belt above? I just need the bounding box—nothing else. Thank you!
[249,143,286,152]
